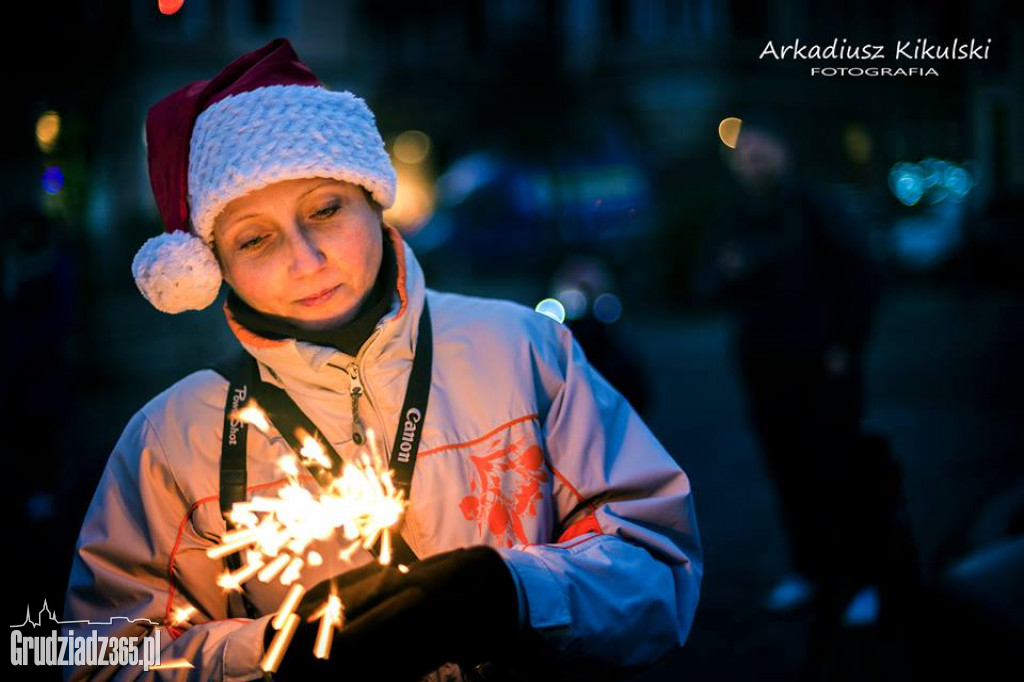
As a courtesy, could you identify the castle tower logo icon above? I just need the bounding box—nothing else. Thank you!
[10,599,159,629]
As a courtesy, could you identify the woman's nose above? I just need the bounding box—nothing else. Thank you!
[286,226,326,276]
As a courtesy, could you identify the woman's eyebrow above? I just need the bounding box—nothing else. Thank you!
[221,180,342,233]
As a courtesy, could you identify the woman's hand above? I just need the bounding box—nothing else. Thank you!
[272,546,521,681]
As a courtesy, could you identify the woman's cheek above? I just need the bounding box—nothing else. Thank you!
[239,268,274,304]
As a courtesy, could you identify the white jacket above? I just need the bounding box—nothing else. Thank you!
[62,227,703,680]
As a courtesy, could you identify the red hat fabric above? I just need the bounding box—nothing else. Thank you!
[146,38,321,237]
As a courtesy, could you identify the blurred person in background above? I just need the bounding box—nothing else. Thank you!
[695,114,894,634]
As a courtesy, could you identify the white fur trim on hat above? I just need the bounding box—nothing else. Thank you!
[188,84,397,244]
[131,231,223,314]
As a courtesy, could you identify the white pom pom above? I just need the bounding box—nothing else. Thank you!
[131,231,222,313]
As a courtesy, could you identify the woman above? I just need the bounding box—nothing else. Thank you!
[62,38,702,681]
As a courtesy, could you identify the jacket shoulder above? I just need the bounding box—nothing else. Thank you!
[426,289,566,350]
[137,368,230,429]
[83,371,229,529]
[105,369,231,507]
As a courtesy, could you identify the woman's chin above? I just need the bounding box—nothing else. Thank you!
[286,304,360,331]
[289,313,354,331]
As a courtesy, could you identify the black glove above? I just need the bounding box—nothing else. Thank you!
[269,546,521,681]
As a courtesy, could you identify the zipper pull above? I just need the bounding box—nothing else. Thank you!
[348,362,367,446]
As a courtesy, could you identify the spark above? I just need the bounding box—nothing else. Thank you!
[314,595,344,659]
[206,528,260,560]
[204,405,406,664]
[297,429,333,469]
[257,554,292,583]
[170,605,196,626]
[151,658,194,670]
[236,401,271,433]
[217,559,265,591]
[261,613,299,673]
[272,584,306,631]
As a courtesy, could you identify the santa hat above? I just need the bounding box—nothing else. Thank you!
[132,38,396,313]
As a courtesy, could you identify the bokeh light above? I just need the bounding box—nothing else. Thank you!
[384,168,435,233]
[593,293,622,324]
[393,131,431,165]
[944,166,973,199]
[888,159,975,207]
[534,298,566,324]
[555,288,588,320]
[158,0,185,16]
[843,123,873,164]
[36,111,61,154]
[42,166,64,195]
[435,153,501,206]
[718,117,742,149]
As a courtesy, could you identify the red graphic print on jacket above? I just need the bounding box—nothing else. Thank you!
[458,436,549,547]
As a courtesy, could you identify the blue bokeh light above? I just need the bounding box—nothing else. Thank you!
[555,288,588,320]
[593,293,623,324]
[889,159,975,206]
[42,166,64,195]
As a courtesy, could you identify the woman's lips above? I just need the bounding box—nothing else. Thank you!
[296,284,342,306]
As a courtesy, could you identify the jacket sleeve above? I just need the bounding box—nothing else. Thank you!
[496,318,703,669]
[62,408,274,681]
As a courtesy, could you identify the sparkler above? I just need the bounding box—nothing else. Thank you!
[199,399,406,671]
[150,659,195,670]
[170,605,197,627]
[313,595,344,659]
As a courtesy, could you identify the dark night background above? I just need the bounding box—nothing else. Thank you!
[3,1,1022,680]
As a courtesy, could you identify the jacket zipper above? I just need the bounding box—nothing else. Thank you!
[347,362,367,446]
[355,325,389,456]
[333,323,413,554]
[328,326,387,454]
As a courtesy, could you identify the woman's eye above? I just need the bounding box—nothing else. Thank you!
[312,202,342,219]
[239,235,266,251]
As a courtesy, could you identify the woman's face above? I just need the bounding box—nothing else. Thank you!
[212,177,383,331]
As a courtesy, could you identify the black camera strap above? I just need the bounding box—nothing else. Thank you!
[214,302,432,616]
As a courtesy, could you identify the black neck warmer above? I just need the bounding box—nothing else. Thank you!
[226,231,399,357]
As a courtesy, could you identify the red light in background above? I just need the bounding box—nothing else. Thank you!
[158,0,185,16]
